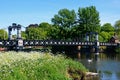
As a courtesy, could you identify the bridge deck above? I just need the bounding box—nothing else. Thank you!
[0,40,117,47]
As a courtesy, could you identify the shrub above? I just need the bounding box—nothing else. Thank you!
[0,51,87,80]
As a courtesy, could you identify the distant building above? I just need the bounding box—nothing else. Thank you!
[109,34,119,43]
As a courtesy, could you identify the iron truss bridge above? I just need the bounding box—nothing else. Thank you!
[0,40,117,47]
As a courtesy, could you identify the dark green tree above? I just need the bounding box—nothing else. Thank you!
[47,25,61,39]
[78,6,101,33]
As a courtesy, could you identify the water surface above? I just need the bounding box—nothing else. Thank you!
[80,54,120,80]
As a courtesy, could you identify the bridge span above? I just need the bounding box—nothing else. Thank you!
[0,23,120,60]
[0,40,118,47]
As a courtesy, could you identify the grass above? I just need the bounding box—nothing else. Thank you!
[0,51,88,80]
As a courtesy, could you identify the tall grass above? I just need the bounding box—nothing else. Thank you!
[0,51,87,80]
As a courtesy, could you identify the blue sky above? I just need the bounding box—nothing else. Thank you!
[0,0,120,29]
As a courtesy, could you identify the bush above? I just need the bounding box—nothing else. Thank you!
[0,51,87,80]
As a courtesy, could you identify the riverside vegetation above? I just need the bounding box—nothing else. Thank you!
[0,51,88,80]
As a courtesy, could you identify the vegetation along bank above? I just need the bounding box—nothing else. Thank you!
[0,51,91,80]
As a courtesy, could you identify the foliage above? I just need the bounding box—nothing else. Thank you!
[52,8,76,28]
[0,29,8,40]
[51,6,101,41]
[51,8,76,40]
[26,22,52,40]
[39,22,53,39]
[70,26,83,40]
[47,25,61,39]
[21,31,27,39]
[0,6,116,43]
[114,20,120,39]
[100,23,115,42]
[114,20,120,30]
[39,22,52,29]
[26,27,42,39]
[101,23,114,32]
[100,31,111,42]
[99,35,104,42]
[0,51,87,80]
[78,6,101,33]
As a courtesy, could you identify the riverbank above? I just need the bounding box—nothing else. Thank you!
[0,51,89,80]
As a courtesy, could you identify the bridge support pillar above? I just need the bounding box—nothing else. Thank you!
[95,32,99,61]
[17,25,22,39]
[77,46,81,59]
[15,39,23,51]
[8,26,12,40]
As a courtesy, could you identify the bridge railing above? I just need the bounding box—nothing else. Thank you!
[0,40,16,47]
[99,42,117,46]
[23,40,95,46]
[0,40,118,47]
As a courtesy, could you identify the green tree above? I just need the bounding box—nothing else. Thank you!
[52,9,76,28]
[26,27,47,40]
[48,25,61,39]
[99,35,104,42]
[101,23,114,32]
[114,20,120,39]
[39,22,53,39]
[26,22,52,40]
[21,31,27,39]
[0,29,8,40]
[100,23,115,42]
[51,9,76,40]
[100,31,111,42]
[39,22,51,29]
[78,6,100,33]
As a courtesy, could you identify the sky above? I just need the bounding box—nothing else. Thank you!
[0,0,120,30]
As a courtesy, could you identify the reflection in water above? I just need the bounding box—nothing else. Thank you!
[80,53,120,80]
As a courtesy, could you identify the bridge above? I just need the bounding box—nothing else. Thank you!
[0,40,117,47]
[0,23,120,60]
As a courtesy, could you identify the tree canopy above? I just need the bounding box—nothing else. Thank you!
[51,6,101,41]
[101,23,114,32]
[25,22,52,40]
[51,9,77,40]
[100,23,115,42]
[52,8,76,28]
[78,6,100,33]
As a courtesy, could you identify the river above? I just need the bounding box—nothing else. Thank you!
[80,53,120,80]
